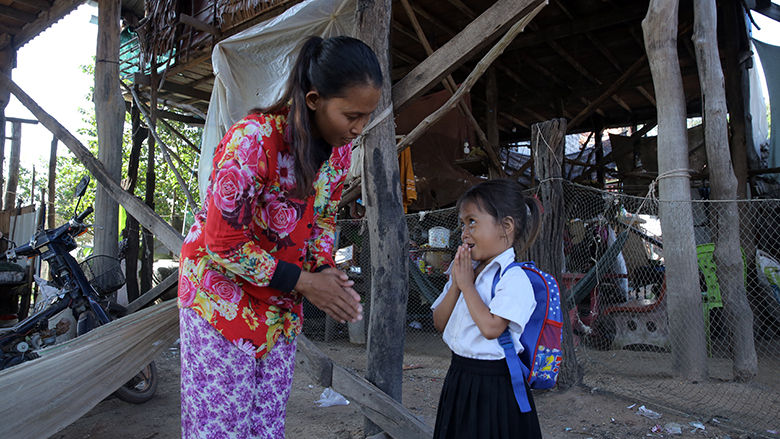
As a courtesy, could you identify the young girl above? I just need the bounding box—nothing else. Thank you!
[178,36,382,438]
[431,179,544,439]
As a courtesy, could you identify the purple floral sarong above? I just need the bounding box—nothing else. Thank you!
[180,307,297,438]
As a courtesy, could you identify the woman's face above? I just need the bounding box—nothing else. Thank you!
[306,84,382,148]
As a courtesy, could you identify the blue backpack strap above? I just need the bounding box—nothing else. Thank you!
[491,265,533,413]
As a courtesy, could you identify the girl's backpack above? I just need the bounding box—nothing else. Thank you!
[491,261,563,413]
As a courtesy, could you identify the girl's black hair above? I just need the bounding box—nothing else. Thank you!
[457,179,542,257]
[253,35,383,198]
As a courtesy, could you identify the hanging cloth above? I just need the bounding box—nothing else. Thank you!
[398,148,417,213]
[753,39,780,180]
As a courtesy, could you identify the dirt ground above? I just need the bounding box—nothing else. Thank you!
[49,337,764,439]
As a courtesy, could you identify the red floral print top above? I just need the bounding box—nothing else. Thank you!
[178,110,350,359]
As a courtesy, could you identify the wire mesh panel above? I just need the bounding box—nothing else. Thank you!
[561,181,780,434]
[301,182,780,436]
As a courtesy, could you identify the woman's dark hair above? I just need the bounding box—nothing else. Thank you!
[254,35,383,198]
[457,179,542,257]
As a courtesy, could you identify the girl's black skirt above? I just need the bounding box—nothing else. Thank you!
[433,352,543,439]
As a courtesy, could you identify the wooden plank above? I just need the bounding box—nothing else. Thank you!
[392,0,546,114]
[397,7,544,154]
[180,13,221,37]
[332,365,434,439]
[133,73,212,102]
[126,270,179,314]
[568,54,648,129]
[295,334,433,438]
[13,0,51,11]
[0,5,38,23]
[0,71,185,255]
[295,335,333,388]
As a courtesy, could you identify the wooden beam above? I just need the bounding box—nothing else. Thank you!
[179,13,221,37]
[392,0,546,114]
[445,0,476,20]
[0,5,38,24]
[125,270,179,314]
[160,117,202,154]
[9,0,83,51]
[164,52,211,79]
[133,73,211,102]
[408,0,458,36]
[0,71,185,255]
[568,54,648,129]
[397,5,544,153]
[296,335,434,439]
[12,0,51,11]
[506,5,649,51]
[399,0,505,177]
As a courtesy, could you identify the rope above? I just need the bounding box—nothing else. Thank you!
[351,104,394,151]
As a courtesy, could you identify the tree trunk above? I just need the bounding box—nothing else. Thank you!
[124,91,146,302]
[527,118,581,388]
[642,0,709,382]
[354,1,409,436]
[94,0,124,261]
[692,0,757,381]
[4,121,21,210]
[486,68,500,179]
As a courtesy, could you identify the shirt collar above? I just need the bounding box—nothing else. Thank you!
[481,247,517,278]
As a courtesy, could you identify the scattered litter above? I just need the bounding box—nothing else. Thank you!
[636,405,662,420]
[564,427,572,431]
[711,418,721,424]
[315,388,349,407]
[689,421,705,433]
[611,418,615,422]
[408,320,422,329]
[768,430,779,435]
[664,423,682,434]
[651,425,663,433]
[590,387,599,393]
[403,364,424,371]
[628,403,637,409]
[308,385,314,388]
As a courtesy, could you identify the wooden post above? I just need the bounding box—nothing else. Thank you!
[527,118,581,387]
[4,121,21,210]
[643,0,709,381]
[141,115,157,294]
[94,0,124,261]
[594,119,605,185]
[47,135,56,228]
[486,68,500,179]
[693,0,756,381]
[354,0,410,436]
[0,46,11,210]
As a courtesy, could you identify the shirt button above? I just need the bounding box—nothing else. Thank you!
[298,257,304,261]
[307,223,312,228]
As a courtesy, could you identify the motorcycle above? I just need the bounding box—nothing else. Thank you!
[0,175,158,404]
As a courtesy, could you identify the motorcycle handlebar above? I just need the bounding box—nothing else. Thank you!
[75,206,93,223]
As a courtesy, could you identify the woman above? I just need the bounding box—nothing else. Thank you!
[178,35,382,438]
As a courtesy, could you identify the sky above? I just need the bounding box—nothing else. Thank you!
[5,3,780,169]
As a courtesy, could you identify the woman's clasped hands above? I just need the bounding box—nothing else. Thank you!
[295,268,363,323]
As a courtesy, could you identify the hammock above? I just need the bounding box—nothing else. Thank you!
[0,299,180,439]
[567,230,630,306]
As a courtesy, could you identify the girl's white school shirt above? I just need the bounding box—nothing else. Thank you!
[430,247,536,360]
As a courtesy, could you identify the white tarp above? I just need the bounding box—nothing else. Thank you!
[199,0,357,202]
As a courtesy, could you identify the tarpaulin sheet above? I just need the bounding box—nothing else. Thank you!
[199,0,356,202]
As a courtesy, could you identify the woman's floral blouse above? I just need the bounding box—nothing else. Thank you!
[178,110,350,359]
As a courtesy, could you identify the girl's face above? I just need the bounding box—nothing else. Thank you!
[459,200,513,263]
[306,84,382,148]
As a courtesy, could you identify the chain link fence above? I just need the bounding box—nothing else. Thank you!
[301,181,780,436]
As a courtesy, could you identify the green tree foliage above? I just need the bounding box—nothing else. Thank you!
[28,61,202,236]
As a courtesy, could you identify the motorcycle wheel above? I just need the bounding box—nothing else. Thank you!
[77,302,159,404]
